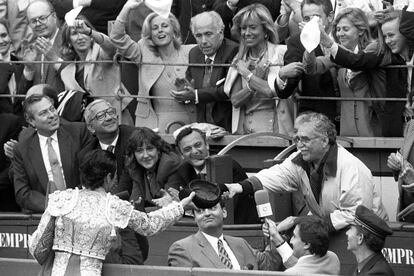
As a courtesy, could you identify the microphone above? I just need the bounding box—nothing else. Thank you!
[254,190,273,219]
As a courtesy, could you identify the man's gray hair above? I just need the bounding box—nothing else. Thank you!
[190,11,224,35]
[83,99,113,124]
[295,112,337,144]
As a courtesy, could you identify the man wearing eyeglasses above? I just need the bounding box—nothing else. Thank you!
[78,99,150,265]
[20,0,64,92]
[12,94,92,213]
[226,112,388,235]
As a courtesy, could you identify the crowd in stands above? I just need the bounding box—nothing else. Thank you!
[0,0,414,274]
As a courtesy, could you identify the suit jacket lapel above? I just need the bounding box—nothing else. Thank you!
[195,231,227,269]
[193,50,205,87]
[210,41,226,85]
[225,235,245,268]
[29,135,49,191]
[57,127,72,185]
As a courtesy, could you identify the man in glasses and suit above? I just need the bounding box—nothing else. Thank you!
[226,112,388,234]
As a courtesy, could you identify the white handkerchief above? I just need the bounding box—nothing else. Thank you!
[145,0,172,18]
[65,6,83,27]
[300,16,320,53]
[17,0,30,11]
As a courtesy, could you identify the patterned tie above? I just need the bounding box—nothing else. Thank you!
[47,137,66,190]
[106,145,115,153]
[218,239,233,269]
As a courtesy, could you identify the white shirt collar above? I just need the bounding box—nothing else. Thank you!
[205,54,216,63]
[99,134,119,151]
[38,131,58,145]
[201,232,224,254]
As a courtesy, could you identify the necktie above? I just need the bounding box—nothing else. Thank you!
[47,137,66,190]
[106,145,115,153]
[203,57,214,123]
[218,239,233,269]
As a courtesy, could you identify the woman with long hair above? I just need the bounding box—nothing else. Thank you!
[58,17,133,124]
[120,127,182,210]
[110,0,196,133]
[223,3,294,135]
[29,149,193,275]
[304,8,385,136]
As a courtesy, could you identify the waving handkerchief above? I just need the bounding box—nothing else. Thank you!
[145,0,172,18]
[65,6,83,27]
[300,16,320,53]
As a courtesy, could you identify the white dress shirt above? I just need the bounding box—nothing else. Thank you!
[99,134,119,152]
[201,232,241,270]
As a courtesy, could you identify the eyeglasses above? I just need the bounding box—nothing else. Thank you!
[29,12,53,26]
[292,135,323,145]
[94,107,117,121]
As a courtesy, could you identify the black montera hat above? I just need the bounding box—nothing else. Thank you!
[354,205,393,240]
[178,179,228,209]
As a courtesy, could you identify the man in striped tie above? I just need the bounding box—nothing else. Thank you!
[168,180,282,271]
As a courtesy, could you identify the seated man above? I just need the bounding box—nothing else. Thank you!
[346,205,394,275]
[265,216,340,274]
[12,94,92,213]
[226,112,388,232]
[169,126,259,224]
[168,180,282,270]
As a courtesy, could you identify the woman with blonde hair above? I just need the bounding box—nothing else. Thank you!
[304,7,385,136]
[224,3,294,135]
[110,0,196,133]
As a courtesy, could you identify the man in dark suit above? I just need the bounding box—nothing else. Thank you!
[21,0,64,92]
[12,94,92,213]
[169,127,259,224]
[277,0,338,129]
[170,11,238,132]
[0,113,22,211]
[79,99,149,265]
[168,182,282,270]
[346,205,394,276]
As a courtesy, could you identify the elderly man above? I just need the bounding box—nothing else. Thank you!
[346,205,394,275]
[170,11,238,131]
[226,112,388,232]
[78,99,149,265]
[265,216,340,274]
[21,0,64,92]
[168,181,282,270]
[169,127,258,224]
[12,94,91,213]
[79,99,136,187]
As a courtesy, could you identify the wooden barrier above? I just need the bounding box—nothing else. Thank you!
[0,258,337,276]
[1,214,413,275]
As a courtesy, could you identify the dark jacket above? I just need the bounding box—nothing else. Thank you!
[353,253,395,276]
[279,34,338,126]
[12,122,92,213]
[186,38,238,131]
[168,159,259,224]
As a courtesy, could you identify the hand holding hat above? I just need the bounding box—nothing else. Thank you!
[178,179,229,209]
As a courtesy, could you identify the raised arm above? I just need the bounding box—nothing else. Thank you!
[110,0,144,62]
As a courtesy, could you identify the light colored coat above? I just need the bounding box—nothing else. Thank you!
[285,251,340,275]
[251,144,388,230]
[60,34,132,115]
[168,231,282,270]
[224,42,294,135]
[110,20,195,129]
